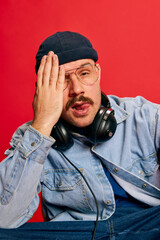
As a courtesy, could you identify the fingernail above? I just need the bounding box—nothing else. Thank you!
[48,51,53,56]
[60,65,64,71]
[42,55,47,60]
[53,54,57,61]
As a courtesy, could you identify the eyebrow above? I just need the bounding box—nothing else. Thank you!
[65,62,92,73]
[80,62,92,67]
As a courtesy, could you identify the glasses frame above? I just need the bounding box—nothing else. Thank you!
[63,63,99,90]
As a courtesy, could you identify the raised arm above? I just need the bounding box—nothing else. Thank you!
[0,52,64,228]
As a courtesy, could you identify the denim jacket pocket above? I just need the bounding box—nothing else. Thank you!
[140,153,158,176]
[42,168,93,212]
[43,168,83,191]
[129,152,159,180]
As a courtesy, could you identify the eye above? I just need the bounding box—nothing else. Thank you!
[79,70,90,77]
[81,71,89,76]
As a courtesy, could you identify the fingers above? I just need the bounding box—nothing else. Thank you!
[37,51,61,88]
[49,54,59,86]
[57,65,65,91]
[42,51,53,86]
[37,55,47,87]
[50,55,65,91]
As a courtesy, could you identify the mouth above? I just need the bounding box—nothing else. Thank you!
[71,102,90,116]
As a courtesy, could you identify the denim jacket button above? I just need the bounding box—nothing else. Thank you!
[114,168,118,173]
[58,181,62,187]
[31,142,36,147]
[106,200,111,204]
[142,184,147,188]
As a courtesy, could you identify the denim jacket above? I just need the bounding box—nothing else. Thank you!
[0,95,160,228]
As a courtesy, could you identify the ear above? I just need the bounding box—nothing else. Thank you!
[95,63,101,82]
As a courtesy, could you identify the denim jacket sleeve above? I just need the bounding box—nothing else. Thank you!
[0,122,55,228]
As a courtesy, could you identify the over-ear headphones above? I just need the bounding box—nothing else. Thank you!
[51,92,117,151]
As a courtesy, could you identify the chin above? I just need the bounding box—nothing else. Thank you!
[69,117,94,128]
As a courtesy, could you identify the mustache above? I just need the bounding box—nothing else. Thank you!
[66,95,94,111]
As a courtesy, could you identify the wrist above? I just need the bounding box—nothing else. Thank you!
[31,121,53,137]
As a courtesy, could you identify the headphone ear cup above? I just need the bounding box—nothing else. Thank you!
[51,93,117,150]
[87,107,117,144]
[51,120,73,151]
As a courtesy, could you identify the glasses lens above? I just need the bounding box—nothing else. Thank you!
[76,64,97,85]
[63,64,98,90]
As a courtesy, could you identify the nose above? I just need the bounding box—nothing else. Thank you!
[68,74,85,97]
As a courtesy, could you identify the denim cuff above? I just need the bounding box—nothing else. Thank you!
[16,126,55,163]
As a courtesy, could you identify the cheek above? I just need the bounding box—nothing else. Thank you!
[61,103,67,117]
[61,107,68,122]
[61,92,71,118]
[92,85,101,103]
[62,91,68,109]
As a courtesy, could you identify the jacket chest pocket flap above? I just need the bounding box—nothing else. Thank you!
[43,168,83,191]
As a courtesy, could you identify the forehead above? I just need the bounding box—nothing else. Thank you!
[62,59,95,71]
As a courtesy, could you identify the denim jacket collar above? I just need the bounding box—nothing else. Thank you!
[108,95,130,124]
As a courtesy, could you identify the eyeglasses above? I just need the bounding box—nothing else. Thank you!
[63,63,99,90]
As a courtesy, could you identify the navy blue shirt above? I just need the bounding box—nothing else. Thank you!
[103,166,149,207]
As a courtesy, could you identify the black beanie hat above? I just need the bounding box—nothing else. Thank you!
[35,31,98,73]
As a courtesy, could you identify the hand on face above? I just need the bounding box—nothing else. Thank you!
[32,51,65,137]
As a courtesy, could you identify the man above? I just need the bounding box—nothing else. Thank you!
[0,31,160,239]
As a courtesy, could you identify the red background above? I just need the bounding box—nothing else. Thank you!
[0,0,160,222]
